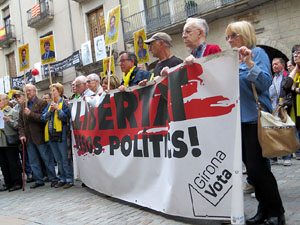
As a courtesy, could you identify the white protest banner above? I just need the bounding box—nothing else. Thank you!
[71,50,244,224]
[81,41,93,66]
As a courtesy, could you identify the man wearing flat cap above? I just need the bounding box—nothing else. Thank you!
[144,32,183,76]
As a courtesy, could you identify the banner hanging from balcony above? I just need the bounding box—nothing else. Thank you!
[11,72,33,90]
[31,3,40,18]
[40,35,56,64]
[134,29,149,64]
[0,27,5,40]
[105,5,120,45]
[70,50,244,224]
[42,50,80,77]
[19,44,30,71]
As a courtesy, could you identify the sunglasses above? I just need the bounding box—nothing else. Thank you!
[226,33,240,41]
[293,51,300,57]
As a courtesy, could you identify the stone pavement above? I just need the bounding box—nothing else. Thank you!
[0,158,299,225]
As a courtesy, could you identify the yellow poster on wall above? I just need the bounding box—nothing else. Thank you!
[103,56,115,76]
[18,44,29,71]
[105,5,120,45]
[40,35,56,64]
[134,29,149,64]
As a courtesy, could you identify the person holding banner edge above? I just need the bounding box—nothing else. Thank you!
[225,21,285,225]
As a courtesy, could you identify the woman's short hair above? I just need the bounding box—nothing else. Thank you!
[50,82,64,96]
[101,75,121,90]
[225,21,257,49]
[0,93,9,102]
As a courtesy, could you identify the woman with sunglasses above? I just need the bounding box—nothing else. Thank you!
[225,21,285,225]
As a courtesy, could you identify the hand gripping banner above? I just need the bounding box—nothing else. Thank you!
[70,50,244,224]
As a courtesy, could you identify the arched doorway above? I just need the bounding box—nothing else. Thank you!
[258,45,290,74]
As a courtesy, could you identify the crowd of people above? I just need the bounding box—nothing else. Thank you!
[1,17,299,225]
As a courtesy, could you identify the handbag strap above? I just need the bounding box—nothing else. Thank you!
[251,83,262,111]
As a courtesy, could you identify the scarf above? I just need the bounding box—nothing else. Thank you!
[123,66,136,87]
[45,97,63,142]
[0,105,9,136]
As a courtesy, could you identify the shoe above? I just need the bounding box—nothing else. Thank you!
[30,183,45,189]
[26,175,34,183]
[55,182,66,188]
[8,185,22,192]
[295,154,300,160]
[264,214,285,225]
[0,185,9,192]
[270,159,278,165]
[251,192,256,198]
[63,182,73,189]
[246,212,267,224]
[283,160,292,166]
[50,181,58,187]
[244,182,255,194]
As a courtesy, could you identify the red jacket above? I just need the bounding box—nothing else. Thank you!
[203,44,222,57]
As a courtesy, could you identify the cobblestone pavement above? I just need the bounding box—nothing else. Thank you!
[0,159,299,225]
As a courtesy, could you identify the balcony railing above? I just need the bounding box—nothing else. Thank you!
[27,0,54,28]
[0,24,16,48]
[123,0,240,41]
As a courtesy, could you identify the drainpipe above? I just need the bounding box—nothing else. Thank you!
[67,0,78,77]
[17,0,24,44]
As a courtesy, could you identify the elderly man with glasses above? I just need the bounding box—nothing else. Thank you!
[87,73,103,95]
[183,17,221,65]
[118,51,152,91]
[74,75,94,98]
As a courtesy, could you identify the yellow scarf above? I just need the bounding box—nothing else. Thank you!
[45,98,63,142]
[290,72,300,122]
[0,105,9,136]
[123,66,136,87]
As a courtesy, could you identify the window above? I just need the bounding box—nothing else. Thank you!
[6,52,17,78]
[88,7,106,60]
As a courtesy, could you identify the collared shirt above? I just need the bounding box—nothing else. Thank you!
[28,96,37,110]
[79,89,94,99]
[269,71,284,110]
[191,42,207,58]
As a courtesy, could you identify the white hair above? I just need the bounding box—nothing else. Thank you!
[25,83,38,94]
[75,75,87,84]
[186,18,209,38]
[87,73,100,83]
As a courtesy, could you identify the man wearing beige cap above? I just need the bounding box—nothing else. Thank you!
[144,32,183,76]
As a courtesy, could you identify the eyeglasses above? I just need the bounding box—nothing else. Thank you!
[118,58,131,64]
[182,29,200,36]
[74,83,83,87]
[87,79,97,83]
[293,51,300,57]
[225,33,240,41]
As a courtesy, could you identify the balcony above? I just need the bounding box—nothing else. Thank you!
[122,0,271,41]
[0,24,16,48]
[27,0,54,28]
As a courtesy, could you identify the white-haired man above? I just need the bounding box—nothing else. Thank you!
[18,84,58,189]
[74,75,94,98]
[183,18,221,65]
[87,73,103,95]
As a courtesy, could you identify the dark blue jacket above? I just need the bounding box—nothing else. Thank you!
[121,67,151,87]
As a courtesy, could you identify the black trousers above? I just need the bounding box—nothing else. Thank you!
[242,123,284,217]
[0,146,22,188]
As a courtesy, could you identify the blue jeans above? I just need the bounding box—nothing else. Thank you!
[27,139,58,184]
[48,140,73,183]
[296,130,300,155]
